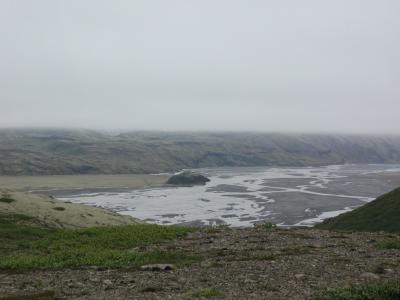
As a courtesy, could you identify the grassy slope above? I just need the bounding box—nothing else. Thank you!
[1,129,400,175]
[316,187,400,232]
[0,213,194,270]
[0,191,140,228]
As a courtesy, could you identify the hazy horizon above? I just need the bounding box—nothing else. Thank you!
[3,126,400,137]
[1,1,399,134]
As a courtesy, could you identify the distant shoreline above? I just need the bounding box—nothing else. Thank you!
[1,165,400,194]
[0,174,169,193]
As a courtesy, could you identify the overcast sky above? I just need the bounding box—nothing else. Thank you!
[0,1,399,133]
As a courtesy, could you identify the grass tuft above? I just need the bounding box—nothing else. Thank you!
[52,207,66,211]
[317,281,400,300]
[0,195,15,203]
[261,222,277,230]
[378,239,400,250]
[1,290,56,300]
[191,288,222,298]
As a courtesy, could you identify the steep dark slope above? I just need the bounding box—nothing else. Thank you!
[316,187,400,232]
[1,129,400,175]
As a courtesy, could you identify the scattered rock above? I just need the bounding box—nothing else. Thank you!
[103,279,113,290]
[140,264,175,271]
[1,228,400,300]
[294,274,306,280]
[384,268,394,274]
[2,290,56,300]
[360,272,380,280]
[244,278,256,284]
[68,282,85,289]
[200,260,214,268]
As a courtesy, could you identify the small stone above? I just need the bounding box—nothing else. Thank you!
[360,272,380,280]
[384,268,394,274]
[68,282,85,289]
[169,282,181,291]
[295,274,306,280]
[140,264,175,271]
[244,278,255,284]
[177,277,187,283]
[103,279,113,290]
[200,260,214,268]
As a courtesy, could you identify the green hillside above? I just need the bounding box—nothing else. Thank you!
[316,187,400,232]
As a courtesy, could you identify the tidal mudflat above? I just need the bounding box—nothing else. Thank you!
[58,164,400,227]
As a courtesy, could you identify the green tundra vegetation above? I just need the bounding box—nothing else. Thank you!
[316,187,400,233]
[1,129,400,175]
[318,281,400,300]
[0,213,195,270]
[379,239,400,250]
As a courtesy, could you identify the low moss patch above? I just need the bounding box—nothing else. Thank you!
[0,196,15,203]
[378,239,400,249]
[261,222,277,230]
[0,215,196,271]
[1,250,197,271]
[1,290,56,300]
[52,207,66,211]
[233,253,276,262]
[280,246,313,256]
[317,281,400,300]
[190,288,222,298]
[0,213,46,229]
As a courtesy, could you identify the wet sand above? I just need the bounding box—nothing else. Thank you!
[0,174,169,193]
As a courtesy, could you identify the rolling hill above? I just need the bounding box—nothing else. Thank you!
[0,190,140,228]
[316,187,400,232]
[1,129,400,175]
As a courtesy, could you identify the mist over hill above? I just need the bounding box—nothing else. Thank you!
[1,129,400,175]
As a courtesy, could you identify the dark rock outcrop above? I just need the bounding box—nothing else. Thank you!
[166,171,210,186]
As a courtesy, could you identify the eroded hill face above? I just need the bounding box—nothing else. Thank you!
[1,129,400,175]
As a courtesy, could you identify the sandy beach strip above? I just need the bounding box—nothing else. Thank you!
[0,174,169,192]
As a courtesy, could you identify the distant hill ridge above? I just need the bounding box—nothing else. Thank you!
[316,187,400,232]
[1,129,400,175]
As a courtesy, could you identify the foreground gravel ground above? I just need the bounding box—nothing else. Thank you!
[1,227,399,299]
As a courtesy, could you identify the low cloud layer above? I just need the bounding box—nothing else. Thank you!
[1,0,399,133]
